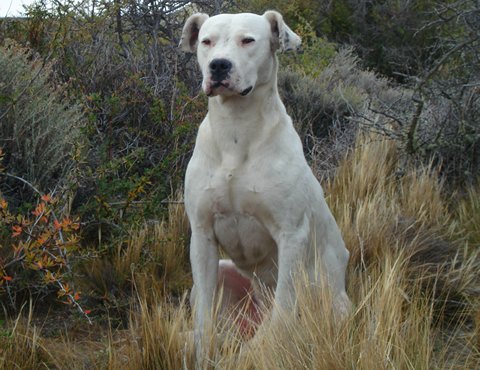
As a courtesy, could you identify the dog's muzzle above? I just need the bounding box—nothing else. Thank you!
[209,58,232,82]
[207,58,253,97]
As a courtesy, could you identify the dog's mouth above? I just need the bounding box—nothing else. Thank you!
[206,81,228,97]
[212,81,228,90]
[240,86,253,96]
[206,81,253,97]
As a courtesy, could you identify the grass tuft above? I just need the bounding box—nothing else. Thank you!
[0,304,53,369]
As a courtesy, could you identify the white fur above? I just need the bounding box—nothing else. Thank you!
[180,11,351,365]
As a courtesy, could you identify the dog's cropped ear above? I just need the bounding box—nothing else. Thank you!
[179,13,209,53]
[263,10,301,52]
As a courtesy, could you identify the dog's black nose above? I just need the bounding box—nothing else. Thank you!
[209,58,232,81]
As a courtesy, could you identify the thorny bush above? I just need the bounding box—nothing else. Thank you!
[0,188,90,321]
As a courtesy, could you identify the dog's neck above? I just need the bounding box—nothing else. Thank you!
[210,83,280,114]
[207,76,286,129]
[205,76,289,166]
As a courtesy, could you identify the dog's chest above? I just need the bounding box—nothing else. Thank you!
[214,212,276,274]
[206,160,277,271]
[207,156,259,215]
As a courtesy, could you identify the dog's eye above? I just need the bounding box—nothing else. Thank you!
[242,38,255,45]
[201,39,211,46]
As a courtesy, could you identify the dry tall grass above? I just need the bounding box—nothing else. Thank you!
[0,303,51,369]
[1,135,479,369]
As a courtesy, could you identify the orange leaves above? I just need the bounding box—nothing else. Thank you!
[32,201,46,217]
[11,225,22,237]
[1,193,85,317]
[0,272,13,289]
[30,255,56,271]
[57,283,72,298]
[8,197,80,249]
[41,194,53,203]
[36,231,51,245]
[58,283,79,299]
[54,217,80,232]
[31,194,56,220]
[54,219,62,230]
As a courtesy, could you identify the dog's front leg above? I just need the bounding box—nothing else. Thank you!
[189,228,218,367]
[271,222,310,322]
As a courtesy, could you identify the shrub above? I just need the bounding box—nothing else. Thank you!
[76,195,191,319]
[278,47,404,178]
[244,0,480,186]
[6,1,211,238]
[354,64,480,186]
[0,42,89,315]
[0,42,84,202]
[0,192,90,320]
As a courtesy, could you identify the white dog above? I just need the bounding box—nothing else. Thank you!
[180,11,351,364]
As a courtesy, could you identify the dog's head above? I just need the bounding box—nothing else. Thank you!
[179,11,301,97]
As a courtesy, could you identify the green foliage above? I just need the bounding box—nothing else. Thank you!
[239,0,323,32]
[280,29,337,78]
[318,0,353,39]
[76,86,204,241]
[240,0,352,56]
[0,1,209,242]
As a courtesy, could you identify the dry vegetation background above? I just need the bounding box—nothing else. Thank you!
[0,0,479,368]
